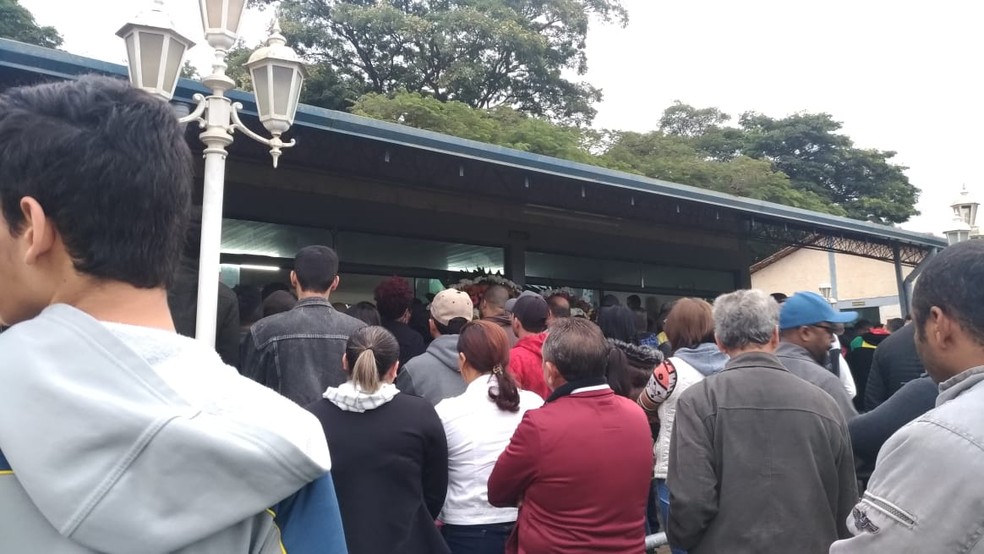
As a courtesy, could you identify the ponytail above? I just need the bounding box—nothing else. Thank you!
[344,326,400,394]
[489,364,521,413]
[352,348,381,393]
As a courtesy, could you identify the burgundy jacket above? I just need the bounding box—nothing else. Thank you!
[488,386,653,553]
[509,333,550,399]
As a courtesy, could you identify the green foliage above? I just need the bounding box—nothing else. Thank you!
[252,0,627,124]
[310,86,915,222]
[0,0,62,49]
[352,92,595,162]
[738,111,919,223]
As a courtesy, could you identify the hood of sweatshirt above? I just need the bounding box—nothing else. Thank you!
[674,342,730,376]
[0,305,330,554]
[427,333,463,372]
[515,332,547,355]
[860,329,892,347]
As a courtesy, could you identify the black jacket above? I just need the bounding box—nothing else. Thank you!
[307,394,450,554]
[850,375,938,478]
[382,319,427,367]
[167,263,240,368]
[864,324,926,411]
[845,330,892,411]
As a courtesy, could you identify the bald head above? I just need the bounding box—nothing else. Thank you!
[481,285,510,318]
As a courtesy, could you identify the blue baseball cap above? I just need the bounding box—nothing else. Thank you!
[779,292,858,330]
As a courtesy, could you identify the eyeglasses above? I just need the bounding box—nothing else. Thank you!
[810,324,844,335]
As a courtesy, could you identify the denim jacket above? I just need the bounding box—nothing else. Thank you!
[241,297,366,406]
[831,366,984,553]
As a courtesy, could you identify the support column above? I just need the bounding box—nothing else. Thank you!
[505,230,529,287]
[893,244,908,317]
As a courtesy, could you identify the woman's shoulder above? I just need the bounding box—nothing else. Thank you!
[518,390,546,411]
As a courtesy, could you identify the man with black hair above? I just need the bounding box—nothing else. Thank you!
[480,284,518,346]
[0,76,345,553]
[833,240,984,552]
[396,288,473,405]
[241,245,365,406]
[489,318,653,553]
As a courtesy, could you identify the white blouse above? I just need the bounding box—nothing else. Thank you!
[435,374,544,524]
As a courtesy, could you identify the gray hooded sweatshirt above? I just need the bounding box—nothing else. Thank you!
[0,305,347,553]
[395,334,466,405]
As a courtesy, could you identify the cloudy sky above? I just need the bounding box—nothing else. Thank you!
[20,0,983,236]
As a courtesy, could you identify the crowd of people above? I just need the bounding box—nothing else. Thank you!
[2,76,984,554]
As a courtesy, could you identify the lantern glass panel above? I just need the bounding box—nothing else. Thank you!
[140,32,165,90]
[251,65,271,118]
[226,0,246,35]
[125,34,139,85]
[163,38,185,92]
[205,0,222,28]
[272,65,294,116]
[288,73,303,121]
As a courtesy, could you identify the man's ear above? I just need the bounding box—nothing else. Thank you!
[929,307,955,350]
[330,275,340,292]
[543,360,561,390]
[289,271,299,289]
[19,197,56,265]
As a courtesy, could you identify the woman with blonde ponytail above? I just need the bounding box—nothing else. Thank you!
[308,326,451,554]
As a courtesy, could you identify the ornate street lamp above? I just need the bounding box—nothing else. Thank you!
[119,0,305,347]
[818,283,837,306]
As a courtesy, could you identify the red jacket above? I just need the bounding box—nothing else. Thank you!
[509,333,550,399]
[488,387,653,554]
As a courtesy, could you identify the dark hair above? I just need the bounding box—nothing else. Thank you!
[887,318,905,333]
[542,318,609,381]
[770,292,788,304]
[233,284,263,326]
[263,290,296,317]
[483,285,510,310]
[854,319,873,332]
[913,240,984,346]
[293,245,339,293]
[597,305,638,344]
[601,294,620,307]
[665,298,715,352]
[547,294,572,319]
[347,301,382,326]
[605,345,632,398]
[627,294,643,310]
[345,326,400,393]
[374,276,414,321]
[0,75,191,288]
[458,320,520,412]
[434,316,469,336]
[608,339,663,398]
[262,282,291,300]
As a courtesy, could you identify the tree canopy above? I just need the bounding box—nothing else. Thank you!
[0,0,63,49]
[252,0,627,123]
[349,94,918,222]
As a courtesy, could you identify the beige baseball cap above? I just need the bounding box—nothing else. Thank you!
[430,288,474,326]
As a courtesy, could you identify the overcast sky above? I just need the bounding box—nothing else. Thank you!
[20,0,983,236]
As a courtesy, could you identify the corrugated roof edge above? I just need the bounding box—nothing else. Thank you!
[0,38,945,249]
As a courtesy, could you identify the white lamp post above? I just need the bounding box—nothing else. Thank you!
[818,283,837,306]
[118,0,305,347]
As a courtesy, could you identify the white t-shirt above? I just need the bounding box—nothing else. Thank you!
[435,374,543,525]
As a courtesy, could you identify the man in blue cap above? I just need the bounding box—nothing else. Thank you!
[777,292,859,421]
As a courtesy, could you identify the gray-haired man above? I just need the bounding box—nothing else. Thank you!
[667,289,857,554]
